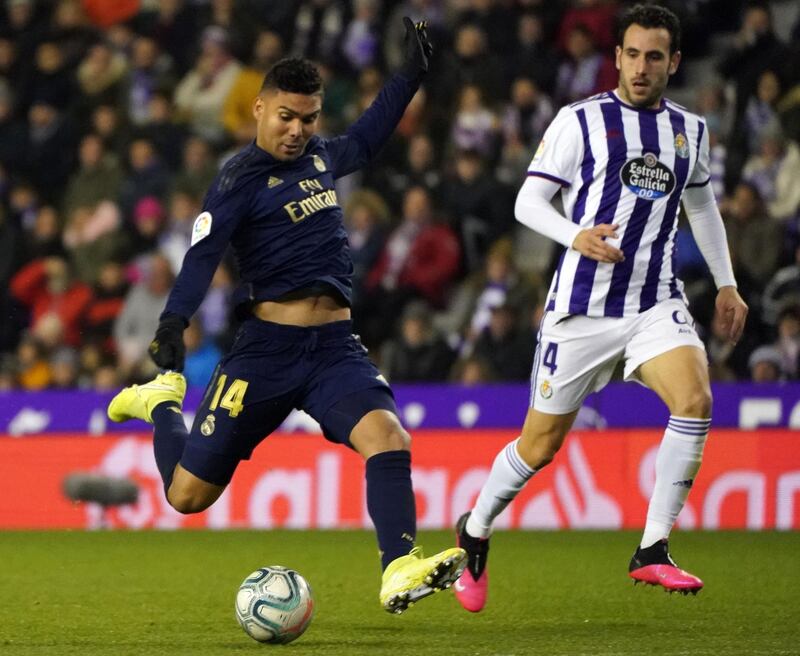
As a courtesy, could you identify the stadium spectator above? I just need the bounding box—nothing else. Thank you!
[723,181,783,288]
[15,332,51,390]
[554,22,617,106]
[740,123,800,223]
[170,135,217,199]
[48,0,99,70]
[112,252,173,379]
[12,97,78,202]
[62,133,123,217]
[762,244,800,326]
[450,354,495,385]
[748,344,784,382]
[81,259,129,352]
[774,303,800,379]
[450,84,499,159]
[18,40,75,116]
[75,41,128,112]
[379,300,456,383]
[196,263,234,344]
[142,0,203,76]
[341,0,381,73]
[717,1,789,181]
[120,34,176,127]
[18,203,65,264]
[49,345,80,389]
[62,201,127,284]
[435,237,541,354]
[744,69,782,152]
[361,185,461,347]
[290,0,347,68]
[222,30,284,147]
[441,148,513,272]
[10,255,93,348]
[470,301,534,381]
[158,189,200,276]
[173,26,241,146]
[182,318,222,388]
[501,76,554,153]
[117,137,171,222]
[88,103,129,156]
[557,0,618,55]
[344,189,389,307]
[506,12,558,95]
[431,23,505,108]
[137,91,189,172]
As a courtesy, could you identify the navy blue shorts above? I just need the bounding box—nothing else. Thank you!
[180,318,396,486]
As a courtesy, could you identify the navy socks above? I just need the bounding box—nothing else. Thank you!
[151,402,188,494]
[365,450,417,570]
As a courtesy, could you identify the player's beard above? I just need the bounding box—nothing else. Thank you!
[619,75,666,109]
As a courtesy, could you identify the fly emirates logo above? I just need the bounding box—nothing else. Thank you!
[283,178,338,223]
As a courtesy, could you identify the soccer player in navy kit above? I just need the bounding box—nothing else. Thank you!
[108,18,466,614]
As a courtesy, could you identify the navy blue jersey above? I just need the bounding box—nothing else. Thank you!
[162,73,420,323]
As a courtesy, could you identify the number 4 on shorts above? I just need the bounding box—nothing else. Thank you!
[542,342,558,375]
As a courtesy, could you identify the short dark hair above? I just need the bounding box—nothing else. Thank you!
[260,57,323,96]
[617,4,681,54]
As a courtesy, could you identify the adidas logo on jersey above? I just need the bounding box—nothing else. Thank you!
[267,176,283,188]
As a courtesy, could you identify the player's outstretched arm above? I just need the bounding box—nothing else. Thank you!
[327,16,433,177]
[399,17,433,80]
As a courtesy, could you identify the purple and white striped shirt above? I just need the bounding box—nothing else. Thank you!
[528,90,710,317]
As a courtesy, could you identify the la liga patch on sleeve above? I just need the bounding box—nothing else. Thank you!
[191,211,213,246]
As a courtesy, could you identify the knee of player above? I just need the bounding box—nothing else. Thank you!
[167,488,214,515]
[673,388,712,419]
[517,433,561,469]
[383,424,411,452]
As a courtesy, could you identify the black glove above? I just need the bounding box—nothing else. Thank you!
[400,16,433,79]
[148,314,187,372]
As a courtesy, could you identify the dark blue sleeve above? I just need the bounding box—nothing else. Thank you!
[325,73,421,178]
[161,178,251,322]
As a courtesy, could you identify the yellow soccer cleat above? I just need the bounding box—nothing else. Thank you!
[379,546,467,614]
[107,372,187,424]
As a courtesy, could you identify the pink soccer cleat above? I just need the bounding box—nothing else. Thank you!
[629,539,704,595]
[454,512,490,612]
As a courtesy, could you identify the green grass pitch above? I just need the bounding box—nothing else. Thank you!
[1,530,797,655]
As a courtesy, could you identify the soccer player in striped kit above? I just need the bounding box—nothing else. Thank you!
[455,4,748,611]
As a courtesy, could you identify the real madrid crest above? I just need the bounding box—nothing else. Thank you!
[200,414,216,436]
[674,132,689,159]
[312,154,326,172]
[540,380,553,399]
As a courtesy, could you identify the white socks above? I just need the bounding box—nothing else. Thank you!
[466,438,536,539]
[640,416,710,548]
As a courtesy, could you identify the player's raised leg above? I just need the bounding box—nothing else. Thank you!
[107,371,227,513]
[348,407,466,614]
[455,407,578,612]
[107,371,189,491]
[630,345,711,594]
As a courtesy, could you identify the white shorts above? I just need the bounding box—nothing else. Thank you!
[529,299,706,414]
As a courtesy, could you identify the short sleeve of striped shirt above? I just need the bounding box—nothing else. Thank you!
[527,107,584,188]
[686,118,710,188]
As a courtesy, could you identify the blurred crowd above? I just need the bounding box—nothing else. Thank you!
[2,0,800,391]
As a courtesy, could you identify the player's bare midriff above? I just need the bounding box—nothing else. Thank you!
[252,294,350,326]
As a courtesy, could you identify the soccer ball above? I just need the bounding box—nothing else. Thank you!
[234,566,315,644]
